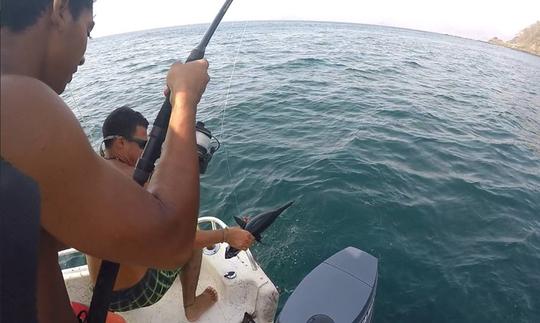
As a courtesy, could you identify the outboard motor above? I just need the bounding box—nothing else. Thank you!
[278,247,378,323]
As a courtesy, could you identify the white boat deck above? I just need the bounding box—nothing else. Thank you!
[61,217,278,323]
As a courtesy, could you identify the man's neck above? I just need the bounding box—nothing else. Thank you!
[0,24,48,78]
[103,150,133,167]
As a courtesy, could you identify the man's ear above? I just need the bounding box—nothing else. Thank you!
[51,0,72,30]
[117,137,128,149]
[109,137,124,151]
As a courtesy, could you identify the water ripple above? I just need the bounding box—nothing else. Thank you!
[63,21,540,323]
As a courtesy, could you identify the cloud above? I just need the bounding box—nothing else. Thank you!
[92,0,540,40]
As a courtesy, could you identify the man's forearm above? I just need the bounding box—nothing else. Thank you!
[146,99,200,256]
[194,229,226,250]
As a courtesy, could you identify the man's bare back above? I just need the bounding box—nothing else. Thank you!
[1,1,210,321]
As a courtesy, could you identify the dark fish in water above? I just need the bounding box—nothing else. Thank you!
[225,201,294,259]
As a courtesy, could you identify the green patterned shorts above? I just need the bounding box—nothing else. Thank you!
[109,268,182,312]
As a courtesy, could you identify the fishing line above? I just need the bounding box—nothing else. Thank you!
[66,84,92,140]
[219,21,247,133]
[66,85,83,121]
[218,20,248,217]
[66,84,105,156]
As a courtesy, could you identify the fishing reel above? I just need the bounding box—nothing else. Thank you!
[196,121,220,174]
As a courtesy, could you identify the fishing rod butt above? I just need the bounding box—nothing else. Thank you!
[87,260,120,323]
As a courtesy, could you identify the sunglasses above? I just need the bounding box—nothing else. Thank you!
[103,135,147,149]
[129,137,148,149]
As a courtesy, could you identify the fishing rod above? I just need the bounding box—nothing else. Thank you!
[87,1,234,322]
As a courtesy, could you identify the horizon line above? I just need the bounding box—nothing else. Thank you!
[92,19,514,42]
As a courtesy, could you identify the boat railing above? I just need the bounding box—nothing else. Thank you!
[59,216,258,271]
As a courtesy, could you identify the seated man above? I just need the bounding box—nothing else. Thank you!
[87,107,255,321]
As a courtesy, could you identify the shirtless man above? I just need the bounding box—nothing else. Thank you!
[87,107,255,321]
[1,1,212,321]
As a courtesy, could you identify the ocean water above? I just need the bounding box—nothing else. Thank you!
[63,21,540,322]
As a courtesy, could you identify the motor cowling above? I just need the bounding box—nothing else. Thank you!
[278,247,378,323]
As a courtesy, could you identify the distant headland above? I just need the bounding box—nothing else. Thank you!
[488,21,540,56]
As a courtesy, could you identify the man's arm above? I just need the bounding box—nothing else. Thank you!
[1,62,207,268]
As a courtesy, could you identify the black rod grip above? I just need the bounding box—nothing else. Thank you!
[133,95,172,185]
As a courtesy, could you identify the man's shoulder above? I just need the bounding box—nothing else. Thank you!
[106,159,135,177]
[1,73,80,130]
[1,74,66,116]
[1,74,55,96]
[1,74,89,175]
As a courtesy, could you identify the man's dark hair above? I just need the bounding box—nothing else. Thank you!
[1,0,94,32]
[102,107,149,149]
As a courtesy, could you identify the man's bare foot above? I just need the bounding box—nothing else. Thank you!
[184,287,218,322]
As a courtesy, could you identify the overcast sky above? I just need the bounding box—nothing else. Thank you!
[92,0,539,40]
